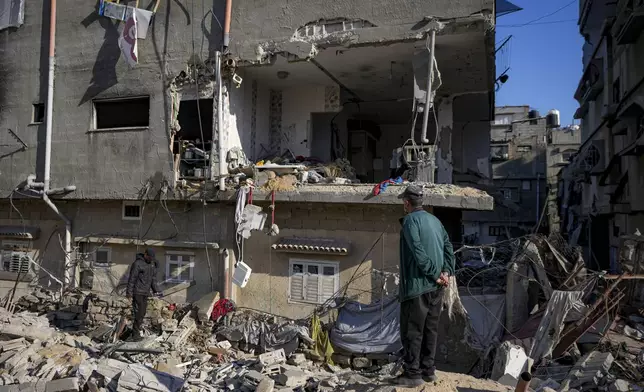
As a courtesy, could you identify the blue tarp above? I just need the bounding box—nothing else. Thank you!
[330,296,402,355]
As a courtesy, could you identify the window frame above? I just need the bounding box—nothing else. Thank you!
[32,103,45,124]
[91,96,150,131]
[165,251,195,283]
[122,201,142,221]
[93,247,112,267]
[288,259,340,305]
[517,145,532,153]
[490,144,510,161]
[494,114,512,125]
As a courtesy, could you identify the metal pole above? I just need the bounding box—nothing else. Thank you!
[43,0,75,289]
[420,29,436,144]
[216,52,226,191]
[44,0,57,191]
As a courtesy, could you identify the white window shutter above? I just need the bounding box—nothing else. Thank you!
[320,275,336,302]
[1,250,11,272]
[305,274,319,303]
[290,274,305,301]
[3,251,29,274]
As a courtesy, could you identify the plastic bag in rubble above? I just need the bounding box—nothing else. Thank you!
[216,316,310,352]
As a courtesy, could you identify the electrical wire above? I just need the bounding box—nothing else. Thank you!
[506,0,576,28]
[497,19,577,27]
[191,0,214,291]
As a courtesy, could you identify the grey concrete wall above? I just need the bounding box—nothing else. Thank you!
[0,0,226,199]
[230,0,494,61]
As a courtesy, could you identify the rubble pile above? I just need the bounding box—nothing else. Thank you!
[460,232,644,392]
[13,290,163,331]
[0,300,516,392]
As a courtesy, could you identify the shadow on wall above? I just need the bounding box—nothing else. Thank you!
[79,1,121,105]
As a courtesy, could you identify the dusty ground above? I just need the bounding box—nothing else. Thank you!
[332,371,514,392]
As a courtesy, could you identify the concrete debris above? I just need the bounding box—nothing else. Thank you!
[491,341,528,381]
[193,291,220,322]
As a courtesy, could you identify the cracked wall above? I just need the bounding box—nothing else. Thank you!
[230,0,494,62]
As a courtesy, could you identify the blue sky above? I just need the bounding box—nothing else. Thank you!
[495,0,583,126]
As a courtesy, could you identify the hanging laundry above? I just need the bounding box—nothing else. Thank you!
[372,176,404,196]
[119,11,138,67]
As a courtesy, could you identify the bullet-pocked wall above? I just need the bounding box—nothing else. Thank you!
[0,0,226,199]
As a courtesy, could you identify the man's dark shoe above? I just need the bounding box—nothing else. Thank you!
[126,333,143,342]
[422,371,438,382]
[392,374,424,387]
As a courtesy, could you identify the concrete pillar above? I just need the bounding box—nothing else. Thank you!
[436,98,453,184]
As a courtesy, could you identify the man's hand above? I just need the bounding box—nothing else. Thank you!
[436,272,450,287]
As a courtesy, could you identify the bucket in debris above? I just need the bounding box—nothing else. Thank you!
[168,303,176,311]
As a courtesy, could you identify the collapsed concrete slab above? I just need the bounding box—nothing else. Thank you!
[219,184,493,210]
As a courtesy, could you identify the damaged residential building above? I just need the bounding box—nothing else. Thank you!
[0,0,511,321]
[560,0,644,270]
[462,106,562,244]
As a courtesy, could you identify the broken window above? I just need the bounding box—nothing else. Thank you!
[32,103,45,124]
[94,247,112,267]
[175,99,214,180]
[0,240,30,274]
[491,145,509,161]
[517,145,532,153]
[289,260,338,305]
[562,149,577,162]
[93,97,150,130]
[122,201,141,221]
[166,253,194,283]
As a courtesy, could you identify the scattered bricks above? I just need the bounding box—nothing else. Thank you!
[287,353,306,366]
[561,352,614,390]
[351,357,371,369]
[259,349,286,366]
[258,363,281,376]
[44,378,79,392]
[255,378,275,392]
[331,353,351,367]
[277,370,307,388]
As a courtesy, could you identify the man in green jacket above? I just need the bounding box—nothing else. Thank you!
[394,185,455,387]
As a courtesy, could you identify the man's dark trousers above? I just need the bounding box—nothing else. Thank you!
[400,289,444,378]
[132,294,148,337]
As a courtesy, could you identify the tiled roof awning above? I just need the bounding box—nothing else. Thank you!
[271,237,350,255]
[0,226,40,239]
